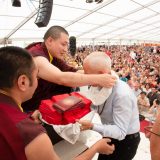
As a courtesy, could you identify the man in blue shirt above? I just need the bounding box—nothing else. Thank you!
[79,52,140,160]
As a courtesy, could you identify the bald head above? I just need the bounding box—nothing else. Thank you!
[83,52,111,74]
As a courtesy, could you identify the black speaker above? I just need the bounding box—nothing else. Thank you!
[35,0,53,27]
[69,36,76,57]
[11,0,21,7]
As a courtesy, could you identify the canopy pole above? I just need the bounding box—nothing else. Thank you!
[1,9,38,43]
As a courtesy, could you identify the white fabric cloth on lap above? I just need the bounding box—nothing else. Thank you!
[40,111,96,144]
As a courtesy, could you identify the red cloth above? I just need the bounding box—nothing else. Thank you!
[140,120,150,133]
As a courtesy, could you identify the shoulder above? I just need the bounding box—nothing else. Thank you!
[111,80,136,103]
[0,104,45,147]
[26,42,49,60]
[113,80,132,96]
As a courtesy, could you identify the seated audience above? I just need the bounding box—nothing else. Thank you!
[148,99,160,120]
[133,82,141,97]
[141,83,151,95]
[137,91,150,113]
[148,87,159,106]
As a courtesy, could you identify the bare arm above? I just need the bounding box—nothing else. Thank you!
[25,133,114,160]
[34,56,116,88]
[74,138,115,160]
[25,133,60,160]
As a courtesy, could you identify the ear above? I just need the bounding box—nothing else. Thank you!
[45,36,54,47]
[17,75,29,91]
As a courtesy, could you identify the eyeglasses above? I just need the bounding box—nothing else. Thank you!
[144,126,160,138]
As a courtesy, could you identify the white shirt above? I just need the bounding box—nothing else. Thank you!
[92,80,140,140]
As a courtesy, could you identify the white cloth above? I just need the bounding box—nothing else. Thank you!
[53,123,81,144]
[40,111,97,144]
[40,114,80,144]
[80,71,118,106]
[53,112,102,160]
[87,86,112,105]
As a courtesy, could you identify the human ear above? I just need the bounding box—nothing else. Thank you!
[46,36,54,46]
[17,75,29,91]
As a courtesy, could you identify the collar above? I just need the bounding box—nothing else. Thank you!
[0,93,23,112]
[41,42,53,63]
[48,51,53,63]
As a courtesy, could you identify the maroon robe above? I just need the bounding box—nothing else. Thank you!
[0,93,45,160]
[22,42,77,112]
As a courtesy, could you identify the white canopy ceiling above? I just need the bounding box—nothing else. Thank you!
[0,0,160,44]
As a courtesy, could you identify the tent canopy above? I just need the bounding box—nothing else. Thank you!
[0,0,160,45]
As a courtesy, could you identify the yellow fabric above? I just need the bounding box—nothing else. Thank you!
[48,51,53,63]
[18,104,24,112]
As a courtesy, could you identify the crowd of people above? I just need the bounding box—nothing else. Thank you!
[69,43,160,118]
[0,25,160,160]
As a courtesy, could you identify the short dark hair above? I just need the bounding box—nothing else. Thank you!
[43,25,69,40]
[155,99,160,105]
[0,46,35,89]
[140,91,146,95]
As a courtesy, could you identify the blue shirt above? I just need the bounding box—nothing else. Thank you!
[92,80,140,140]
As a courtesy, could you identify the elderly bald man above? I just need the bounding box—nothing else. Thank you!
[79,52,140,160]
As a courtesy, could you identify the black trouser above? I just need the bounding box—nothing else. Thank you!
[98,132,140,160]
